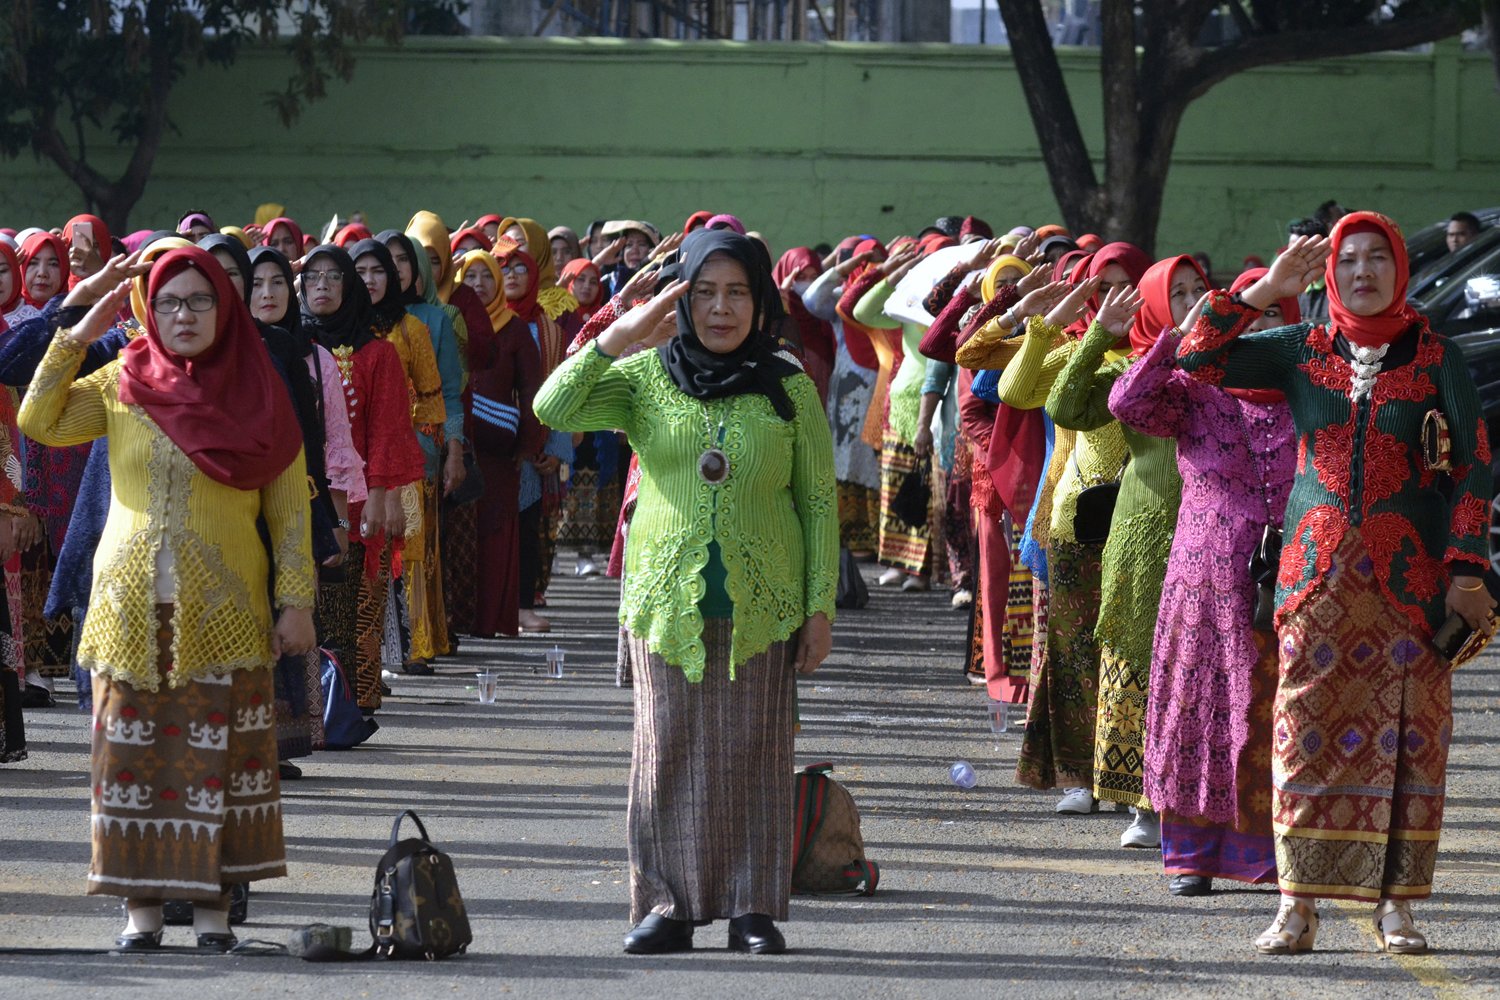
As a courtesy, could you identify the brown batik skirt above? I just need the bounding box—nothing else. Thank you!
[625,619,797,924]
[88,608,285,901]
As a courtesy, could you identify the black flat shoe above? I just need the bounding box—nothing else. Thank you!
[113,929,164,952]
[1169,874,1213,897]
[21,684,55,709]
[379,681,393,696]
[623,913,693,954]
[196,932,237,953]
[728,913,785,954]
[401,660,435,676]
[278,761,303,780]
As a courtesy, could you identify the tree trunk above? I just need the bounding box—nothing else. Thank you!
[1484,0,1500,91]
[995,0,1102,235]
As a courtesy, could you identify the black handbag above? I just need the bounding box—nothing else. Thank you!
[441,450,484,510]
[370,810,472,960]
[1248,524,1283,633]
[835,547,869,610]
[1071,453,1127,546]
[892,454,932,528]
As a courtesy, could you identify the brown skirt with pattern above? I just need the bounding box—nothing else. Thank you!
[625,620,796,923]
[88,607,285,901]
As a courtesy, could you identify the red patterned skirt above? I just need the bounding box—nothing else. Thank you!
[1272,531,1451,902]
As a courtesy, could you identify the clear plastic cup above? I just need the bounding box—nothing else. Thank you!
[476,670,499,704]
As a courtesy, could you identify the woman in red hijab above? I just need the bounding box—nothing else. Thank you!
[772,246,835,404]
[1044,252,1201,850]
[17,246,315,952]
[259,217,305,261]
[1179,213,1493,956]
[16,232,68,318]
[62,215,111,290]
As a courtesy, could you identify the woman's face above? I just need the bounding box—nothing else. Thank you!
[463,263,498,306]
[991,265,1023,289]
[423,245,446,285]
[268,225,301,259]
[1334,230,1397,317]
[1246,302,1284,334]
[183,222,213,242]
[303,258,345,316]
[480,221,500,244]
[570,269,600,307]
[0,257,13,307]
[552,237,576,269]
[386,241,415,293]
[25,245,63,303]
[153,267,218,358]
[1167,261,1209,327]
[501,258,529,301]
[210,248,246,300]
[454,235,485,256]
[354,254,389,306]
[690,254,754,355]
[1097,262,1134,298]
[503,225,527,249]
[622,232,652,269]
[251,261,290,325]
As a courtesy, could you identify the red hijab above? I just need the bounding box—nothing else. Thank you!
[1324,210,1420,349]
[449,227,490,256]
[261,218,305,256]
[683,211,714,234]
[63,214,112,290]
[18,231,68,307]
[499,246,542,323]
[1225,267,1299,405]
[773,245,835,367]
[1130,254,1208,357]
[0,241,21,319]
[118,247,302,490]
[334,222,372,247]
[560,258,603,315]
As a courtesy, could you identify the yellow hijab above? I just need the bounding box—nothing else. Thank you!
[980,254,1032,303]
[503,216,578,321]
[130,237,194,326]
[406,210,457,304]
[219,226,253,249]
[453,250,517,333]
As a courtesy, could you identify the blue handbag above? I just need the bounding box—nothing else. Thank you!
[320,648,378,750]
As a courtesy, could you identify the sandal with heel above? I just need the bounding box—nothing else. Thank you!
[1373,899,1428,954]
[1254,898,1318,955]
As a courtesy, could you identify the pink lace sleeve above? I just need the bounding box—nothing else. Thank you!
[1108,330,1192,439]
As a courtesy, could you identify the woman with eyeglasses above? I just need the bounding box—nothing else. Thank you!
[17,246,315,952]
[298,245,425,714]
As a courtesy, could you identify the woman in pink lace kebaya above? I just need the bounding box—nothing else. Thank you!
[1107,268,1299,897]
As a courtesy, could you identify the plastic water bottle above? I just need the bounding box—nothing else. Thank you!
[949,760,978,789]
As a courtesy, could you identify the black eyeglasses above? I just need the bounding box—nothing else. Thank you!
[151,293,217,314]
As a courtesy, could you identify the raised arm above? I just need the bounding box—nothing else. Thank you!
[993,318,1069,410]
[1176,291,1306,392]
[1045,320,1128,433]
[800,268,842,323]
[850,278,901,331]
[1108,329,1194,439]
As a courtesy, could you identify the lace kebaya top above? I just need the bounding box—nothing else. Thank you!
[1177,291,1492,636]
[535,345,839,681]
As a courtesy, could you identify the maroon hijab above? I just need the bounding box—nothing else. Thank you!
[118,247,303,490]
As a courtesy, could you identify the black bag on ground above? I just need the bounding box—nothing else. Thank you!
[892,455,931,528]
[835,548,869,610]
[370,810,472,959]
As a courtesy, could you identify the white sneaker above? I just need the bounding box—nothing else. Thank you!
[900,575,930,592]
[575,558,599,578]
[1055,788,1097,814]
[380,669,400,683]
[950,588,973,608]
[1120,808,1161,848]
[877,567,904,586]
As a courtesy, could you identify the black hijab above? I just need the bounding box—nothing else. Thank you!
[298,244,374,352]
[658,229,800,421]
[247,246,303,348]
[374,229,425,307]
[198,234,253,305]
[349,238,406,333]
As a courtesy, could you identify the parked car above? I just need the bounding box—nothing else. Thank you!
[1410,224,1500,571]
[1405,206,1500,287]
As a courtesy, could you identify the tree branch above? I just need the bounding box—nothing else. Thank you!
[1175,10,1475,102]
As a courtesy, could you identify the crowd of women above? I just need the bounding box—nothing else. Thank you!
[0,201,1490,958]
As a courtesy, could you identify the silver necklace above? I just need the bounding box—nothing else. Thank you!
[698,399,729,485]
[1348,342,1388,403]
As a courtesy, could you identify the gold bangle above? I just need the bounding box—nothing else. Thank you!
[1455,578,1486,592]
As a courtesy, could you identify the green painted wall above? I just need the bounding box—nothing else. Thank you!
[4,36,1498,266]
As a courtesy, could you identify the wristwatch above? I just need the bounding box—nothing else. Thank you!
[336,518,350,530]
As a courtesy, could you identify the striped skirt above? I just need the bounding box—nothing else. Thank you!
[1272,532,1451,902]
[877,432,932,575]
[625,619,797,923]
[88,608,285,900]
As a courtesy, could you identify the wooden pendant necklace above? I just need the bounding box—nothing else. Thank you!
[698,399,729,485]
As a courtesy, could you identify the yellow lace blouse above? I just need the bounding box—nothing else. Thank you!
[16,337,315,692]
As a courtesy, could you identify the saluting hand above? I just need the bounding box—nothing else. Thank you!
[1242,234,1331,310]
[1043,275,1100,331]
[596,279,689,357]
[1096,284,1144,339]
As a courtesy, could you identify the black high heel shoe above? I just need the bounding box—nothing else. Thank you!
[728,913,785,954]
[113,929,164,952]
[623,913,693,954]
[196,932,238,953]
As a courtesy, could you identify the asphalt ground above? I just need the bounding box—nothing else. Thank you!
[2,556,1498,999]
